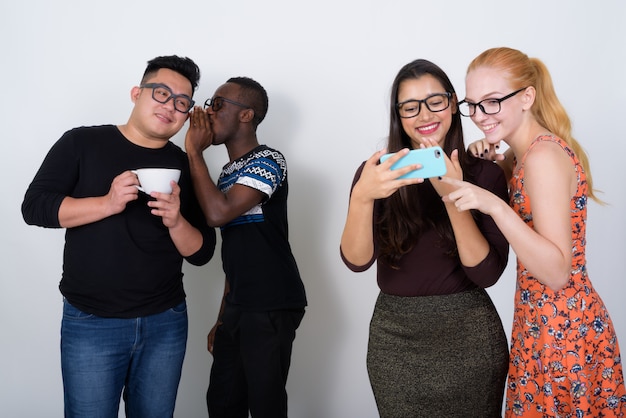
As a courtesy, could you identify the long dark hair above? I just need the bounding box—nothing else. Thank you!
[376,59,478,268]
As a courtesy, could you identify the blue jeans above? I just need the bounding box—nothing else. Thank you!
[61,299,188,418]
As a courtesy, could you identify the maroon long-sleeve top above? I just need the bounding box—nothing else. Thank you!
[340,159,509,296]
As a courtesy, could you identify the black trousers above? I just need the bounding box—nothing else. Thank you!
[207,304,305,418]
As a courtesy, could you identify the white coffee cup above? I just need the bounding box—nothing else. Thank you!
[132,168,181,194]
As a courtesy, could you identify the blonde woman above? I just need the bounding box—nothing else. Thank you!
[444,47,625,416]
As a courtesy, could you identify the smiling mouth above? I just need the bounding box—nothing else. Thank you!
[481,123,498,132]
[155,113,173,124]
[417,122,439,134]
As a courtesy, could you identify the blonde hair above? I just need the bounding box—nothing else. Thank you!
[467,47,601,202]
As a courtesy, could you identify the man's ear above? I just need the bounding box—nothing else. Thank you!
[239,108,255,123]
[130,86,142,104]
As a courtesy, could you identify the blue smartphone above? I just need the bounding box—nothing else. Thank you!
[379,146,447,179]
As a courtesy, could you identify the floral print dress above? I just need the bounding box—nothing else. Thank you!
[505,135,625,417]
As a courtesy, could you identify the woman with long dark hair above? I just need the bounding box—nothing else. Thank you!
[340,59,510,417]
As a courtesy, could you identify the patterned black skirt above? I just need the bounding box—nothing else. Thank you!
[367,288,509,418]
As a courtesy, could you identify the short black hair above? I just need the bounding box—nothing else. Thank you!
[142,55,200,93]
[227,76,268,126]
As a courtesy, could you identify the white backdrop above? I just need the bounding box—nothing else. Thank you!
[2,1,625,417]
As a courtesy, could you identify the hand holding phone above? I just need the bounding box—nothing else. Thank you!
[379,146,447,179]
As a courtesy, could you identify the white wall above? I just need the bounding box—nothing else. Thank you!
[2,1,625,416]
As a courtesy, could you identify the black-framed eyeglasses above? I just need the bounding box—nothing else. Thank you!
[204,96,250,112]
[458,87,526,117]
[396,92,452,118]
[140,83,195,113]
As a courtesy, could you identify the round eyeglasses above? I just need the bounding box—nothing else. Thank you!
[140,83,195,113]
[458,87,526,117]
[396,92,452,118]
[204,96,250,112]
